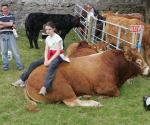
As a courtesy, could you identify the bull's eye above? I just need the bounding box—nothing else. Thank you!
[136,59,142,65]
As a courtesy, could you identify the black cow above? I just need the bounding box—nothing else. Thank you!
[25,13,81,49]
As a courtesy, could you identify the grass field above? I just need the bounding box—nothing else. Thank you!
[0,29,150,125]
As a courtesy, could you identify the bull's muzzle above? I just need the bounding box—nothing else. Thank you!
[142,64,150,76]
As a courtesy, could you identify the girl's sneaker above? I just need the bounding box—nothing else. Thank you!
[39,86,47,96]
[11,79,25,87]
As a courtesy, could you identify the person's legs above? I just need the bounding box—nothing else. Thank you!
[39,56,63,95]
[8,34,23,69]
[44,56,63,89]
[12,57,44,87]
[0,34,9,70]
[20,57,44,81]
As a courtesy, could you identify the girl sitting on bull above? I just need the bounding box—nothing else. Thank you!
[12,21,70,96]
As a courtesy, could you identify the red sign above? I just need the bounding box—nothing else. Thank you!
[129,25,144,33]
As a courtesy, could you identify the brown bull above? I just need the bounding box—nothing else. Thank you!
[102,12,143,21]
[66,40,97,58]
[66,40,108,58]
[25,48,149,107]
[103,14,150,67]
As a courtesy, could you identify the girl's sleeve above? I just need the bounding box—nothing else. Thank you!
[56,35,63,43]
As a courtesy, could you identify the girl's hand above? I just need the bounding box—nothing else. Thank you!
[44,60,49,66]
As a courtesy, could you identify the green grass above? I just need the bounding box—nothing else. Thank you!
[0,29,150,125]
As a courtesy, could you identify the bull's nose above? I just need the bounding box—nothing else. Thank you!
[143,65,150,75]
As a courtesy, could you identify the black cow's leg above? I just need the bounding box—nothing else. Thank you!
[60,30,69,48]
[29,37,33,49]
[34,40,39,49]
[33,33,39,49]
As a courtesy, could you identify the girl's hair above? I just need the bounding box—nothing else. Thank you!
[44,21,56,29]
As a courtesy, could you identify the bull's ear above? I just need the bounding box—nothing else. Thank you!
[124,48,132,62]
[78,41,89,48]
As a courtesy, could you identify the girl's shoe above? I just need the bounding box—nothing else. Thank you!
[11,79,25,87]
[39,86,47,96]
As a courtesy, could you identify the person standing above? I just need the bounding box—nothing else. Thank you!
[84,3,98,26]
[0,3,24,71]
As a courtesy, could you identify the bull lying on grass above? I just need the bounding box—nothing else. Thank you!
[25,46,149,108]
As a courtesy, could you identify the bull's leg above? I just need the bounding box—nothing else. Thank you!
[78,95,92,99]
[59,80,102,107]
[94,83,120,97]
[63,98,102,107]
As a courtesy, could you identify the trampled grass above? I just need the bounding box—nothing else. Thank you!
[0,29,150,125]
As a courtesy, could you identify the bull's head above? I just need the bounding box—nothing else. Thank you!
[124,47,150,76]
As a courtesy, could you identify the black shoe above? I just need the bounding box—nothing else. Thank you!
[17,66,24,70]
[3,67,9,71]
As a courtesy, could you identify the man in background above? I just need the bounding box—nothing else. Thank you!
[0,3,23,71]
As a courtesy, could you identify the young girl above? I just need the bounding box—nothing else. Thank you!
[12,21,70,96]
[39,21,70,96]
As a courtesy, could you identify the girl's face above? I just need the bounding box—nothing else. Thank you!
[45,25,55,36]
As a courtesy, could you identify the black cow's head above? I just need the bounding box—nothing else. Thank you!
[71,15,81,27]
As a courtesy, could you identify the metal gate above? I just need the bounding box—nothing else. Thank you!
[73,4,144,52]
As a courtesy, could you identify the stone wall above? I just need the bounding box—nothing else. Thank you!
[9,2,76,27]
[0,0,145,27]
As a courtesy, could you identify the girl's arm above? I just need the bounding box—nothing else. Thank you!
[47,41,61,66]
[44,44,49,66]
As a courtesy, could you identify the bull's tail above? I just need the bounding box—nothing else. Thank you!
[25,20,29,39]
[24,88,39,112]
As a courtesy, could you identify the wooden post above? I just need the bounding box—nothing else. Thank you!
[116,27,121,49]
[101,21,106,42]
[91,17,97,43]
[144,0,150,23]
[87,16,94,43]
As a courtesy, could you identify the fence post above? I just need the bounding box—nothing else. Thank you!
[91,17,97,43]
[87,16,94,42]
[137,26,144,52]
[131,33,136,48]
[101,21,106,42]
[116,27,121,49]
